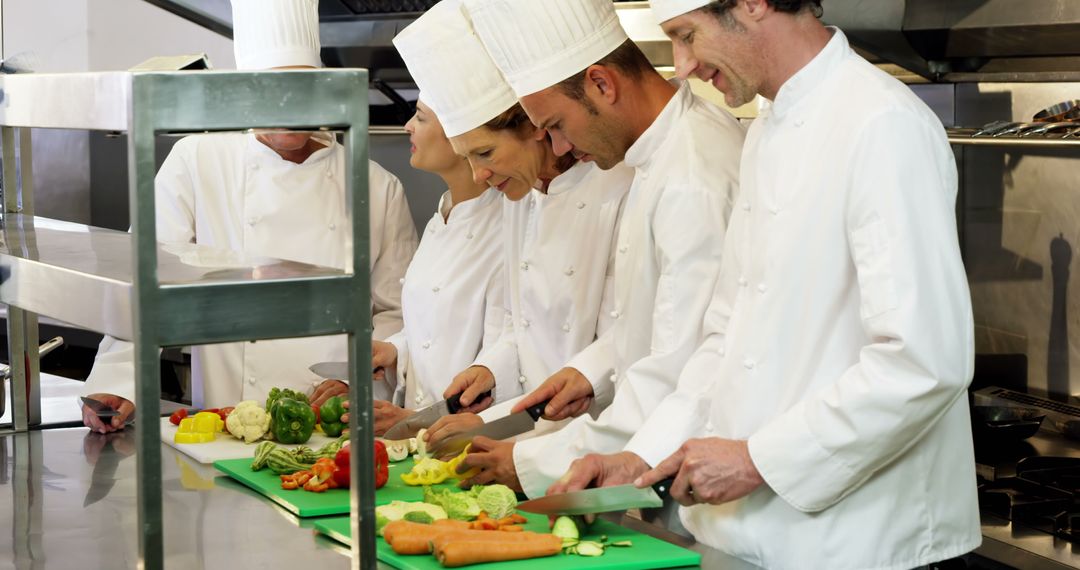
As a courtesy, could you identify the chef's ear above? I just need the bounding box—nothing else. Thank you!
[585,65,618,105]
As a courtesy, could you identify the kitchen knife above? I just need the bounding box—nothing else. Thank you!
[516,478,675,516]
[80,396,121,418]
[382,389,493,440]
[309,361,348,380]
[427,399,550,458]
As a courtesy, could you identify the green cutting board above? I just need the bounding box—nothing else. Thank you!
[314,513,701,570]
[213,458,459,517]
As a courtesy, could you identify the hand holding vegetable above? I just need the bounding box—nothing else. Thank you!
[512,367,594,421]
[456,436,522,491]
[442,366,496,413]
[310,379,348,409]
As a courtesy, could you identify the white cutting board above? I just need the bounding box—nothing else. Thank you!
[160,416,339,464]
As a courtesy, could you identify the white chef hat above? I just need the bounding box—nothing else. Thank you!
[231,0,323,70]
[393,0,518,137]
[648,0,713,24]
[463,0,629,97]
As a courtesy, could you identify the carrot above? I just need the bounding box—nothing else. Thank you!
[509,514,527,524]
[496,516,515,526]
[433,519,470,529]
[501,525,523,532]
[384,522,540,555]
[434,535,562,567]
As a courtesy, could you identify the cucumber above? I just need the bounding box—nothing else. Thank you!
[552,516,580,542]
[576,541,605,557]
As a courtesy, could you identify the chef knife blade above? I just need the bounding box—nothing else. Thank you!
[80,396,120,418]
[516,478,674,516]
[382,389,493,440]
[427,399,550,458]
[309,361,348,380]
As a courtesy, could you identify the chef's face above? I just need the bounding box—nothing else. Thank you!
[256,131,314,152]
[662,6,763,108]
[520,80,630,171]
[449,123,546,202]
[404,100,460,174]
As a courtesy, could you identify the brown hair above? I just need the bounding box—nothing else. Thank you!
[483,104,576,173]
[705,0,823,20]
[556,39,654,111]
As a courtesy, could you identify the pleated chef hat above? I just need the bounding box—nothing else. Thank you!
[392,0,518,137]
[463,0,629,97]
[231,0,322,70]
[648,0,712,24]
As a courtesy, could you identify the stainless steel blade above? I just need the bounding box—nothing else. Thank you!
[428,410,536,457]
[80,396,120,418]
[383,400,449,439]
[309,361,347,380]
[516,484,664,516]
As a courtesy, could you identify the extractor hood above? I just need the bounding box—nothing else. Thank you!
[824,0,1080,82]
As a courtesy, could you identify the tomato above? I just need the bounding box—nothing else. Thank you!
[169,408,189,426]
[218,407,235,422]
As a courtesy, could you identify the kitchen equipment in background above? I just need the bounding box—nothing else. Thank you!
[382,389,492,440]
[971,405,1045,442]
[0,337,64,422]
[517,478,674,516]
[426,400,551,458]
[973,386,1080,436]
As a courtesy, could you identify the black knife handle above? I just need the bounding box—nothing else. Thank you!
[524,399,552,421]
[651,477,676,499]
[446,390,492,414]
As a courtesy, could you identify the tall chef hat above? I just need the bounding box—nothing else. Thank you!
[463,0,629,97]
[648,0,713,24]
[231,0,323,70]
[392,0,518,138]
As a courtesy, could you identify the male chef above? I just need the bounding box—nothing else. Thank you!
[552,1,981,568]
[80,0,418,432]
[437,0,744,497]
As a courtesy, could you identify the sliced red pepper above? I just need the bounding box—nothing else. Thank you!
[169,408,189,426]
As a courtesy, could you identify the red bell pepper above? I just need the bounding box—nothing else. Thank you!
[332,441,388,489]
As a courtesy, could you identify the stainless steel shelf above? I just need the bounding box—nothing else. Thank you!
[0,215,349,343]
[947,127,1080,148]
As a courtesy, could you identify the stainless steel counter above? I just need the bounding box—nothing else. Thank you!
[0,372,186,429]
[0,427,761,570]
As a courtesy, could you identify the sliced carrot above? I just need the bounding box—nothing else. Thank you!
[509,514,527,524]
[434,535,562,567]
[501,525,523,532]
[496,516,515,526]
[433,519,470,529]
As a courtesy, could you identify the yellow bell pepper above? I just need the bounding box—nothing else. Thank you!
[400,445,478,485]
[174,412,224,444]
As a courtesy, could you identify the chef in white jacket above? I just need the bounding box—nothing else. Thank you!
[557,1,981,568]
[80,0,418,432]
[442,0,744,496]
[394,0,632,464]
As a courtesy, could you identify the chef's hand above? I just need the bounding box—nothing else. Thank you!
[635,438,764,507]
[547,451,650,496]
[457,436,522,492]
[310,379,349,408]
[81,393,135,434]
[512,367,593,421]
[424,412,485,458]
[443,366,495,413]
[373,400,411,436]
[372,340,398,382]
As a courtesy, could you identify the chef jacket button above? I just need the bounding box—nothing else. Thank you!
[325,170,333,178]
[562,323,571,332]
[518,375,527,384]
[737,276,747,287]
[432,286,440,293]
[467,233,474,239]
[415,395,423,405]
[743,358,755,370]
[576,201,585,209]
[610,310,621,319]
[769,207,779,216]
[399,277,405,285]
[328,223,336,231]
[717,345,726,356]
[422,341,431,349]
[618,244,628,254]
[757,283,767,294]
[521,319,530,328]
[247,217,257,226]
[247,377,256,386]
[564,267,574,276]
[250,163,260,171]
[520,261,529,271]
[741,202,751,212]
[795,119,805,128]
[609,373,617,383]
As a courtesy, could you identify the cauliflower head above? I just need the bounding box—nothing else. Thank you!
[226,400,271,443]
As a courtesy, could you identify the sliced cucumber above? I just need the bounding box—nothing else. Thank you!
[575,541,606,557]
[552,516,580,541]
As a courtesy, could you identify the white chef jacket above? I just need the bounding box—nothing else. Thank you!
[383,188,505,410]
[84,132,419,407]
[626,30,980,569]
[474,161,633,425]
[512,82,745,498]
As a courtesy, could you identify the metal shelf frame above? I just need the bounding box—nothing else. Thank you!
[0,70,377,569]
[948,127,1080,148]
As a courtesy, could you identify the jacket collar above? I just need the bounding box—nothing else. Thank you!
[768,27,847,122]
[440,187,501,224]
[246,132,338,166]
[624,80,693,171]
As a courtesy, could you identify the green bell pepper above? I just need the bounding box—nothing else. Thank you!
[270,397,316,444]
[319,396,347,437]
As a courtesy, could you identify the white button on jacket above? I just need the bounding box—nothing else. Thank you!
[624,30,980,570]
[383,188,504,410]
[84,133,419,407]
[512,82,745,498]
[474,160,632,425]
